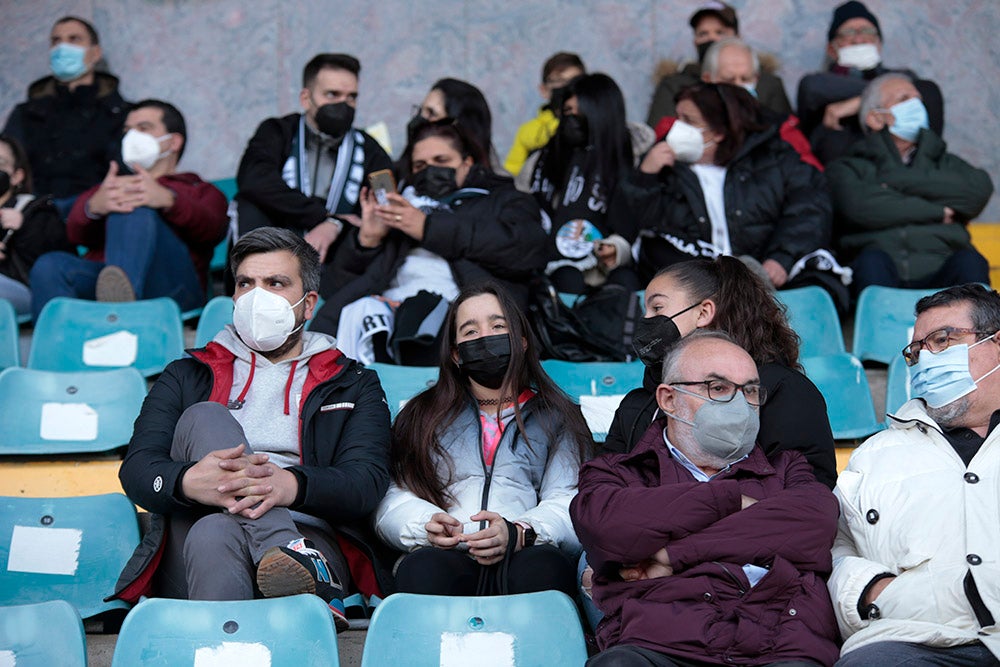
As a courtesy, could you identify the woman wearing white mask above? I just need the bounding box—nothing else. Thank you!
[612,83,832,289]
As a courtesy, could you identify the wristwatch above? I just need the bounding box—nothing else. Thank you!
[521,524,537,548]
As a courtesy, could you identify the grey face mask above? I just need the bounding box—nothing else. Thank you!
[668,391,759,463]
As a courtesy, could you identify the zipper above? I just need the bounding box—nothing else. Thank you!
[475,405,521,530]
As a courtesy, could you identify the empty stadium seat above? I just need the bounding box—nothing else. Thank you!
[111,595,340,667]
[0,299,19,370]
[800,353,883,440]
[210,178,238,274]
[542,359,645,441]
[0,600,87,667]
[28,297,185,377]
[775,286,846,357]
[361,591,587,667]
[0,367,147,455]
[885,354,913,419]
[195,295,234,348]
[852,286,938,364]
[366,363,438,419]
[0,493,139,619]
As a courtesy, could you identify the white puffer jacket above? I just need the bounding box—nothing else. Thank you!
[374,398,582,555]
[829,399,1000,658]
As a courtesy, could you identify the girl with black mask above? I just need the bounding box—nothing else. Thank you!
[523,73,653,294]
[374,283,592,596]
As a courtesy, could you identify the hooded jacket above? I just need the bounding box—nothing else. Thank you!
[571,418,840,665]
[829,399,1000,660]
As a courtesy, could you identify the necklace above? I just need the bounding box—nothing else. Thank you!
[477,396,512,406]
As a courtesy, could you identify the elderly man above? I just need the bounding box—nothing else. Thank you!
[572,330,839,667]
[830,284,1000,666]
[796,1,944,164]
[828,74,993,296]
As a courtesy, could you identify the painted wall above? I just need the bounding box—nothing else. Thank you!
[3,0,998,219]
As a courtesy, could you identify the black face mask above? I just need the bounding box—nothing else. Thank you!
[457,333,512,390]
[411,165,458,200]
[632,315,683,369]
[406,113,428,143]
[0,171,10,196]
[696,40,715,64]
[314,102,355,140]
[557,113,589,148]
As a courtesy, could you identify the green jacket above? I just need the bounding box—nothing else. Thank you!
[829,128,993,282]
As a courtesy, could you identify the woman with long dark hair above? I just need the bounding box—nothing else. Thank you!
[375,282,591,596]
[405,78,496,171]
[605,255,837,488]
[522,73,652,293]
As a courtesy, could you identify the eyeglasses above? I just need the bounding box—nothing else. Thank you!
[670,379,767,406]
[902,327,994,366]
[835,26,879,39]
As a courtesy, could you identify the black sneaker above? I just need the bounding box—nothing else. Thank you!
[256,538,349,632]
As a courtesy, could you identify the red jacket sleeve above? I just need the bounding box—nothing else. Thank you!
[780,115,824,172]
[66,183,104,249]
[159,175,229,246]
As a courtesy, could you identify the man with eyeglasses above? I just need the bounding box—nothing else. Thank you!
[796,1,944,165]
[572,329,840,667]
[829,284,1000,666]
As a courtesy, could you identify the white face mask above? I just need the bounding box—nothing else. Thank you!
[233,287,307,352]
[666,120,707,163]
[837,43,881,70]
[121,129,173,171]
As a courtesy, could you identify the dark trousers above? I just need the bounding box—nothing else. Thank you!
[835,641,999,667]
[850,247,990,298]
[394,545,576,598]
[588,645,821,667]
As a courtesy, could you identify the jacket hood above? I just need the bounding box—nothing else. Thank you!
[213,324,338,366]
[654,51,782,84]
[462,164,517,192]
[27,71,121,100]
[852,127,947,165]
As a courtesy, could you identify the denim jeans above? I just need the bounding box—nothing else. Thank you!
[850,247,990,298]
[836,641,999,667]
[30,207,205,320]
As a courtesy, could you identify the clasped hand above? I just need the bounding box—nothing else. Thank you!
[425,510,520,566]
[180,444,297,519]
[88,161,175,216]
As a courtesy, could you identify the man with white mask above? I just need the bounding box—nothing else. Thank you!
[114,227,392,632]
[572,330,840,667]
[28,99,228,320]
[796,1,944,165]
[3,16,129,218]
[828,74,993,296]
[830,284,1000,666]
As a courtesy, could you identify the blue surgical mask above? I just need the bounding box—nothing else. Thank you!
[50,43,89,82]
[741,83,758,99]
[885,97,929,143]
[910,337,999,409]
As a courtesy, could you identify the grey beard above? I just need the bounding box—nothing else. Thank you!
[925,396,971,428]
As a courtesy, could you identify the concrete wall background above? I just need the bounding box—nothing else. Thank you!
[3,0,998,219]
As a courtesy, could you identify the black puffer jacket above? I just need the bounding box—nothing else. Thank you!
[612,125,832,283]
[3,73,129,198]
[311,166,548,333]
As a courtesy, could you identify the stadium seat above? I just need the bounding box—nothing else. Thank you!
[361,591,587,667]
[542,359,645,441]
[0,299,19,370]
[0,367,147,455]
[111,595,340,667]
[366,363,438,419]
[800,353,883,440]
[0,493,139,619]
[195,295,234,348]
[209,178,238,274]
[885,354,913,419]
[775,286,845,357]
[852,286,938,364]
[28,297,185,377]
[0,600,87,667]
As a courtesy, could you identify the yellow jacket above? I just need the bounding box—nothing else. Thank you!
[503,107,558,176]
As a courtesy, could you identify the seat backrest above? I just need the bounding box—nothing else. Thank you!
[111,595,340,667]
[775,286,845,357]
[0,299,19,370]
[28,297,185,377]
[853,286,938,364]
[885,354,914,418]
[800,353,882,440]
[361,591,587,667]
[0,493,139,619]
[195,296,234,348]
[541,359,645,441]
[0,600,87,667]
[0,367,147,455]
[366,363,439,419]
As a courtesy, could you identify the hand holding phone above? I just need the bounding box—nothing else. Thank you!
[368,169,397,206]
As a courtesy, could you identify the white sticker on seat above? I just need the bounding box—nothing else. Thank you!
[0,650,15,667]
[40,403,98,441]
[82,330,138,367]
[7,525,82,576]
[440,632,514,667]
[579,394,626,439]
[194,642,271,666]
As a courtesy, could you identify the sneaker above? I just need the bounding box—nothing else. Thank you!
[95,265,136,302]
[256,538,349,632]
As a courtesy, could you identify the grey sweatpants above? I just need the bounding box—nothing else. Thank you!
[156,401,348,600]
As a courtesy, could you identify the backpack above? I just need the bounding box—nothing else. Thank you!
[529,281,640,362]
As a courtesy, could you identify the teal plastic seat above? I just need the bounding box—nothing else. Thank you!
[28,297,185,377]
[0,493,139,619]
[111,595,340,667]
[0,298,19,370]
[209,178,237,274]
[0,600,87,667]
[195,295,234,347]
[800,353,883,440]
[541,359,645,441]
[853,286,939,364]
[366,363,438,419]
[775,286,845,357]
[885,354,914,420]
[0,367,147,455]
[361,591,587,667]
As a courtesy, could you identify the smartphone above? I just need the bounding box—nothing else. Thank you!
[368,169,397,206]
